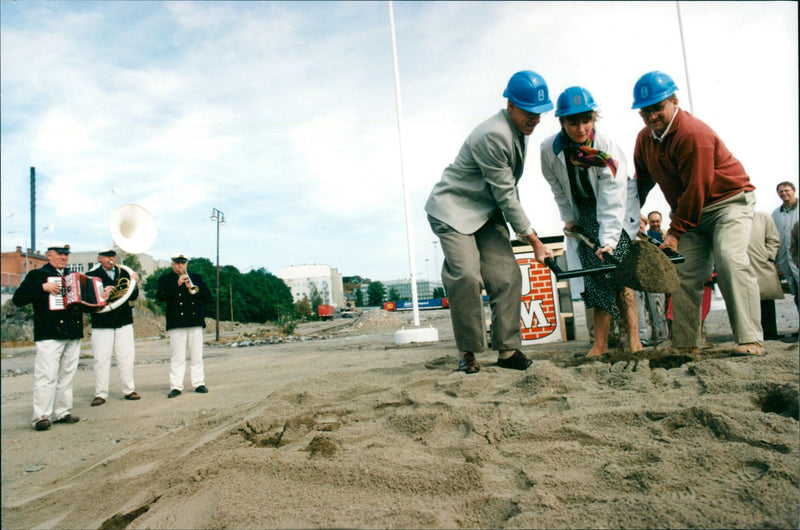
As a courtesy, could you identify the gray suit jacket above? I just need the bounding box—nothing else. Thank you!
[425,109,531,235]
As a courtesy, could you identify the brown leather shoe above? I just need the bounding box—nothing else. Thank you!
[497,350,532,370]
[34,418,52,431]
[457,352,480,374]
[91,396,106,407]
[54,414,80,424]
[124,392,141,400]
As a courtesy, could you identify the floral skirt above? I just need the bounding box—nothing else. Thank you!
[577,201,632,321]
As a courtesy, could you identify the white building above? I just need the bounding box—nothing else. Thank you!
[359,278,443,303]
[278,264,345,307]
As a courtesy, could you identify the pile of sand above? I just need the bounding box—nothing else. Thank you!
[1,306,798,528]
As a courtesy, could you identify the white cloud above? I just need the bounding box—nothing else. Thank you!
[1,1,797,280]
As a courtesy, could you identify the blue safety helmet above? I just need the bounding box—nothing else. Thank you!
[632,71,678,109]
[555,86,598,117]
[503,70,554,114]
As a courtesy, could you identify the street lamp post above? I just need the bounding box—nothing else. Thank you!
[210,208,226,341]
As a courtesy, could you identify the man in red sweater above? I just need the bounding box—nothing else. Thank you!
[633,71,763,356]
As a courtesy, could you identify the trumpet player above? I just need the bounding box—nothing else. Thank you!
[156,254,211,398]
[87,249,140,406]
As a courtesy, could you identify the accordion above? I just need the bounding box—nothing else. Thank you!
[48,273,108,311]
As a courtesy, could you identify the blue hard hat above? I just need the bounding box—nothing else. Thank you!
[555,86,598,117]
[503,70,554,114]
[632,71,678,109]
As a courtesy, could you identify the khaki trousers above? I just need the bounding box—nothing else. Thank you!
[429,212,521,353]
[672,191,762,347]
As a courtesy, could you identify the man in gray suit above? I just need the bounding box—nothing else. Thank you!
[425,70,554,374]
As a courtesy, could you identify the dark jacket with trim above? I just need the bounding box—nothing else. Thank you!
[86,265,139,329]
[155,271,211,330]
[12,263,84,341]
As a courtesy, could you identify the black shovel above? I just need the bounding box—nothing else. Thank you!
[544,229,684,293]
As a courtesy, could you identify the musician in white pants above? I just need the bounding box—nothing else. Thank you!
[156,254,212,398]
[87,249,140,405]
[12,243,84,431]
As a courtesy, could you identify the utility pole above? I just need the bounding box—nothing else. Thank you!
[30,167,36,253]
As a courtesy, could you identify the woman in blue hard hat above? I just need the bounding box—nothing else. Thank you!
[540,86,642,358]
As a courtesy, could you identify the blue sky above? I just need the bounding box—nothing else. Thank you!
[1,1,797,282]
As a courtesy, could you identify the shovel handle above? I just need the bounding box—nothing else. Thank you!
[638,231,685,264]
[564,229,620,265]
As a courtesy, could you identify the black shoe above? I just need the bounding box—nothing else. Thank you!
[91,396,106,407]
[195,385,208,394]
[496,350,532,370]
[167,389,181,399]
[764,334,784,341]
[124,392,141,400]
[457,353,480,374]
[34,418,52,431]
[54,414,80,424]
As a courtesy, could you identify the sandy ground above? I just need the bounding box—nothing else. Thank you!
[2,300,799,529]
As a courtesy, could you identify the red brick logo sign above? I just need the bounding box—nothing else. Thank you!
[517,252,562,344]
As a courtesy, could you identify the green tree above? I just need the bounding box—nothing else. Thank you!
[367,281,385,306]
[121,253,144,276]
[388,287,399,302]
[433,287,445,298]
[310,287,324,319]
[141,261,294,324]
[354,288,364,307]
[294,294,312,320]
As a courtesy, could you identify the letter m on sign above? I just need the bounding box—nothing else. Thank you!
[516,253,561,345]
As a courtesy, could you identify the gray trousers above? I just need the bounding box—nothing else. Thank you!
[672,191,762,347]
[429,212,521,353]
[637,292,669,344]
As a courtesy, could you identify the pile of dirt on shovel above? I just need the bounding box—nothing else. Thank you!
[616,240,679,293]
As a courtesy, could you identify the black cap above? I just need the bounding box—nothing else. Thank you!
[171,253,188,263]
[98,248,117,257]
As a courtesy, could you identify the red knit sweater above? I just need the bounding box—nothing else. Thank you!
[634,109,755,239]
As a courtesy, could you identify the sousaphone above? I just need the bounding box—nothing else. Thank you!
[95,204,157,313]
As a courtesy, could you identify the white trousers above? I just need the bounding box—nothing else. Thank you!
[168,327,205,391]
[91,325,136,399]
[32,339,81,424]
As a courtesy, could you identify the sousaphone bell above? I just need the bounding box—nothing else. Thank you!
[97,204,158,313]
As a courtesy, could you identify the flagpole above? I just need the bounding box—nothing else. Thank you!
[387,1,438,344]
[676,1,695,113]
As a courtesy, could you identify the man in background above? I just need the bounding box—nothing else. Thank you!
[636,217,669,347]
[771,182,799,321]
[87,248,141,406]
[747,212,785,340]
[646,210,666,242]
[12,243,84,431]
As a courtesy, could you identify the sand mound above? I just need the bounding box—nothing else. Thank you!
[616,240,679,293]
[3,340,797,529]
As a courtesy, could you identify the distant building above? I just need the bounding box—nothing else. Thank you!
[360,278,443,303]
[1,246,47,291]
[279,264,345,307]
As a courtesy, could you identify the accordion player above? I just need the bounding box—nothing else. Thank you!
[49,273,108,311]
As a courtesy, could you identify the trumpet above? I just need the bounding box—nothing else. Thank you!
[181,273,200,295]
